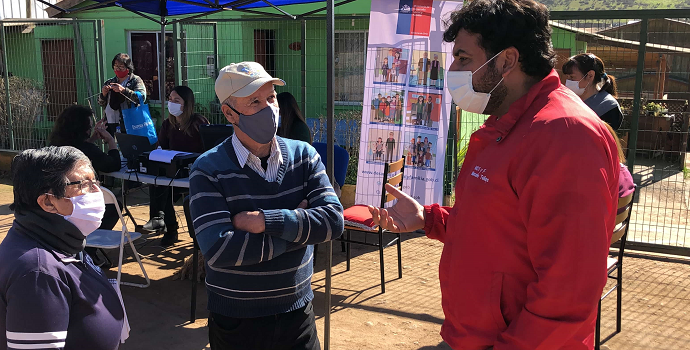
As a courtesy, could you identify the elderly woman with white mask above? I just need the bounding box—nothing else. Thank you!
[0,146,126,350]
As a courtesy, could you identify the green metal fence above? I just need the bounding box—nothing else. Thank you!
[0,18,105,150]
[553,10,690,256]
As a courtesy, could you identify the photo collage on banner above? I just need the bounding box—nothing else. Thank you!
[355,0,462,207]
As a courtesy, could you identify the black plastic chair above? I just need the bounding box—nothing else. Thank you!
[595,189,635,349]
[182,196,201,322]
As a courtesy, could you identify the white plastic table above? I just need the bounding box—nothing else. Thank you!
[103,167,190,188]
[103,167,190,226]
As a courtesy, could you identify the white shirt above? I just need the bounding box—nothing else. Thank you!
[104,76,131,124]
[231,134,283,182]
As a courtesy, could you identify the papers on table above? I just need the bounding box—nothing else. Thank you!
[148,149,192,164]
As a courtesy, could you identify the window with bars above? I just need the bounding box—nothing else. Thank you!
[335,30,368,104]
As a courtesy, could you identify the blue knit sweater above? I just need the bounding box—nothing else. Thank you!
[189,136,344,318]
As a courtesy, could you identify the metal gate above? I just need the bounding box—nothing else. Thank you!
[0,18,105,151]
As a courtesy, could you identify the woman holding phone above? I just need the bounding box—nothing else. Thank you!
[97,53,147,135]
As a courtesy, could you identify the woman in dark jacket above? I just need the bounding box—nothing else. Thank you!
[98,53,147,135]
[277,92,312,144]
[0,147,126,350]
[140,85,209,246]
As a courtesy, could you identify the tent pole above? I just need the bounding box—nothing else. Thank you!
[160,1,167,120]
[325,0,334,349]
[300,18,306,117]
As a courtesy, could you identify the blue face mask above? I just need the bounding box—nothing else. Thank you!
[226,104,280,144]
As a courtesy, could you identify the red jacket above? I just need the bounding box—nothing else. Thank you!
[424,70,619,350]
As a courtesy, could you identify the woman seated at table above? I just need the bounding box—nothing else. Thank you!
[49,105,121,228]
[277,91,312,144]
[50,105,122,266]
[0,146,125,349]
[140,85,209,246]
[563,53,624,130]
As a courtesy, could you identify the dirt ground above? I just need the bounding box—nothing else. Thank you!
[629,159,690,248]
[1,178,690,349]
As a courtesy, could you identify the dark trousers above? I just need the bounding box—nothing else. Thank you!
[149,185,181,229]
[209,302,320,350]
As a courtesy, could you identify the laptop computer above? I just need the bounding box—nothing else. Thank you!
[116,133,156,169]
[200,124,235,152]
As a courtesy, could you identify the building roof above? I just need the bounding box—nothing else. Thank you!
[550,20,690,55]
[597,17,690,34]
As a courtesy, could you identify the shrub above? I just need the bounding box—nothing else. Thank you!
[0,76,48,150]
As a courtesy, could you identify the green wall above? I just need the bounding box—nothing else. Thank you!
[61,1,585,132]
[64,0,372,121]
[5,32,40,82]
[4,21,102,145]
[7,23,101,103]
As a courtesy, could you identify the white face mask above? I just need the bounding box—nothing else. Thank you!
[168,101,184,117]
[62,191,106,236]
[447,50,505,114]
[565,76,590,96]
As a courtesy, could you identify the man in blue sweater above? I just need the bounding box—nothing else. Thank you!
[189,61,344,350]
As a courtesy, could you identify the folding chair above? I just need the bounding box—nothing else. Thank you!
[596,189,635,349]
[339,156,405,294]
[182,196,202,322]
[86,186,150,288]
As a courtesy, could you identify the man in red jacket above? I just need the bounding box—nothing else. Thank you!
[369,0,620,349]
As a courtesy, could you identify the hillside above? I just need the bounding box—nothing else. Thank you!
[541,0,690,11]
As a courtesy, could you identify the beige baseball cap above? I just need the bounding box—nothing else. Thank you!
[214,62,285,101]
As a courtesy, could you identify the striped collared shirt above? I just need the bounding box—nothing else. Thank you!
[231,134,283,182]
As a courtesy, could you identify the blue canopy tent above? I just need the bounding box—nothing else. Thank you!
[39,0,353,347]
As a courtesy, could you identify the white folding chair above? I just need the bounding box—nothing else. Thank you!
[86,186,150,288]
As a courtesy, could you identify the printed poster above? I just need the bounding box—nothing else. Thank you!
[355,0,462,206]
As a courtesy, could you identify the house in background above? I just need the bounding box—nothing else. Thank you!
[2,0,59,19]
[550,19,690,103]
[1,0,101,149]
[11,0,681,149]
[43,0,373,124]
[596,18,690,102]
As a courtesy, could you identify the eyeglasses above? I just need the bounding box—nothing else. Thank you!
[66,179,101,194]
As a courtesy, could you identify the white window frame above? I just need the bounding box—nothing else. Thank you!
[126,30,173,103]
[334,29,369,106]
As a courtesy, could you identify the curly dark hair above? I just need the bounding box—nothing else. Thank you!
[49,105,94,147]
[443,0,556,79]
